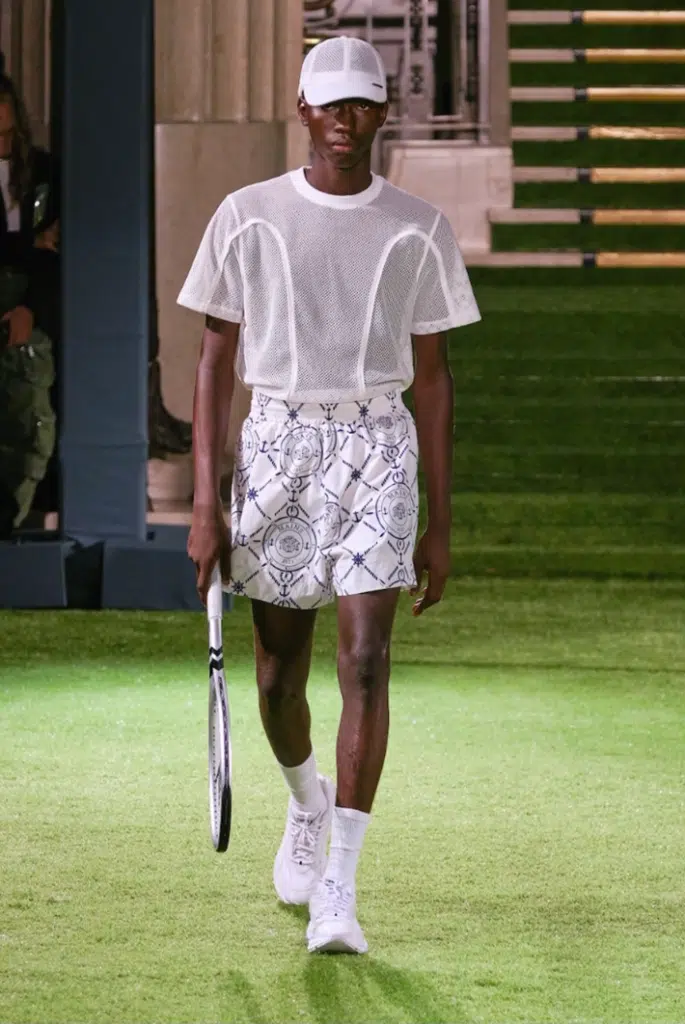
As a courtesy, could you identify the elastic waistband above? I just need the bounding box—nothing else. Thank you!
[250,390,406,424]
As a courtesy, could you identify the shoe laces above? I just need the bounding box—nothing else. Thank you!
[318,877,353,918]
[289,805,326,867]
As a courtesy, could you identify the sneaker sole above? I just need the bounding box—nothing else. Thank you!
[307,928,368,955]
[273,776,336,905]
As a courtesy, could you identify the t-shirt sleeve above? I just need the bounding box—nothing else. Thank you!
[177,195,244,323]
[411,212,481,335]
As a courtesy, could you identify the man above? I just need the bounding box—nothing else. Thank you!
[179,36,480,954]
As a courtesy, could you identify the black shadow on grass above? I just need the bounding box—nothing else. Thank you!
[302,956,468,1024]
[218,970,269,1024]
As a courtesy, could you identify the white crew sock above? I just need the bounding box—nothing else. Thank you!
[325,807,370,888]
[279,750,325,812]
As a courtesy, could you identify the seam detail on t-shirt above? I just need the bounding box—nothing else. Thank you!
[229,196,248,324]
[414,213,458,329]
[228,217,298,392]
[357,227,432,393]
[416,211,440,282]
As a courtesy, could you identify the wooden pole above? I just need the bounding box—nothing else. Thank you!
[596,252,685,268]
[590,126,685,141]
[591,167,685,183]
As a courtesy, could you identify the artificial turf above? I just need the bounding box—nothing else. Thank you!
[1,580,684,1024]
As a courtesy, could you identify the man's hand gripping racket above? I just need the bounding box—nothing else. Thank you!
[207,564,232,851]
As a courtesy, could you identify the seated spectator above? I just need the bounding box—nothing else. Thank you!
[0,70,59,537]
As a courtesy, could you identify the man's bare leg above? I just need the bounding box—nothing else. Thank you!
[307,588,401,953]
[252,600,334,906]
[335,588,401,812]
[251,600,317,768]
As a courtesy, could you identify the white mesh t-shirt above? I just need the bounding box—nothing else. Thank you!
[178,168,481,402]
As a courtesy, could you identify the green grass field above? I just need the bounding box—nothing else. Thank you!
[1,581,684,1024]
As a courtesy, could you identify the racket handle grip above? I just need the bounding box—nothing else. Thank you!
[207,564,223,620]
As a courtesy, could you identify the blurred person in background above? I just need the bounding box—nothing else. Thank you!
[148,294,193,459]
[0,59,60,536]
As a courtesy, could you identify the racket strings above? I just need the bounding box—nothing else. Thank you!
[210,697,226,820]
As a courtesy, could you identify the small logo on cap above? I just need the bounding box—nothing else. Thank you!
[372,82,383,88]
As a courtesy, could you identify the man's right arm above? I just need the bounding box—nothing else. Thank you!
[188,315,240,601]
[192,315,240,508]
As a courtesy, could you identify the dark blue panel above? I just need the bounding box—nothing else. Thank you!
[61,449,147,538]
[60,331,148,442]
[102,538,205,611]
[60,0,152,540]
[0,541,69,608]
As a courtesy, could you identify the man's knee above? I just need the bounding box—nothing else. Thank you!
[255,626,312,711]
[338,638,390,697]
[252,603,315,710]
[257,651,307,712]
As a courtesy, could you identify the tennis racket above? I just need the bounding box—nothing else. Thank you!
[207,564,232,852]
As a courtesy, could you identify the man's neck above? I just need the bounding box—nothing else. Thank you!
[305,159,373,197]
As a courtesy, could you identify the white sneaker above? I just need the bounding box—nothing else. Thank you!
[273,775,336,905]
[307,878,368,954]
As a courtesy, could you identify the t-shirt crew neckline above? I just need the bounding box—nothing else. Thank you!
[290,166,384,209]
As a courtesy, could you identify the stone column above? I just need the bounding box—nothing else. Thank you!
[152,0,306,504]
[0,0,51,146]
[488,0,511,147]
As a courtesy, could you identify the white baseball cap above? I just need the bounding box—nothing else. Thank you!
[299,36,388,107]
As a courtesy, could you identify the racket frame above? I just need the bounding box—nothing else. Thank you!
[207,566,232,851]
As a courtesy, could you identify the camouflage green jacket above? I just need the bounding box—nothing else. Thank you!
[0,272,55,529]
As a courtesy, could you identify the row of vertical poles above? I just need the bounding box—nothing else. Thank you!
[405,0,489,139]
[462,0,489,139]
[403,0,431,127]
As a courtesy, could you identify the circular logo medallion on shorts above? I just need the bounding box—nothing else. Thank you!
[316,502,342,550]
[370,412,408,447]
[264,518,317,572]
[376,483,414,539]
[237,422,258,470]
[280,426,323,478]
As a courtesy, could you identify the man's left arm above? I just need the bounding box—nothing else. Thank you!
[410,331,453,616]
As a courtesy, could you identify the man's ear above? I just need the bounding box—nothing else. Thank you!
[378,102,389,129]
[297,95,309,127]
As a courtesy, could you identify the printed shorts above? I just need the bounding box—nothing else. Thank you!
[228,390,419,609]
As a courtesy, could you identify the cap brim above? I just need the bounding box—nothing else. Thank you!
[302,72,387,107]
